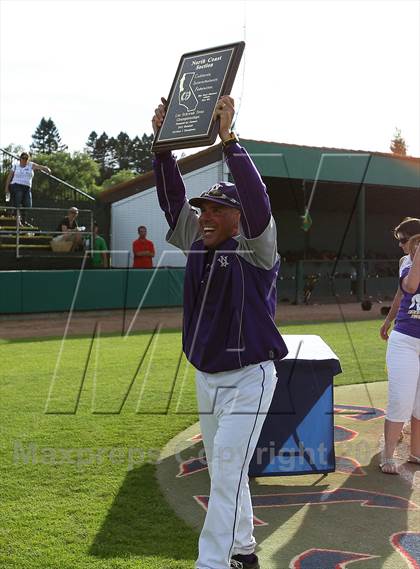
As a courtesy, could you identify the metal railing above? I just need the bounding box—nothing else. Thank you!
[0,206,94,259]
[277,258,400,304]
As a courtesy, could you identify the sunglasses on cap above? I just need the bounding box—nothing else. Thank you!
[199,187,240,206]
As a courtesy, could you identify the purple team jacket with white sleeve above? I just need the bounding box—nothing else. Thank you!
[394,262,420,339]
[153,142,288,373]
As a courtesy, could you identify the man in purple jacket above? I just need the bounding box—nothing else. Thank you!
[152,96,287,569]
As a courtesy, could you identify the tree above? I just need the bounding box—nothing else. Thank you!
[85,131,112,184]
[130,133,154,173]
[390,128,407,156]
[113,132,132,171]
[85,129,154,184]
[31,151,100,200]
[89,132,115,183]
[0,144,25,173]
[30,118,68,154]
[101,169,137,190]
[85,131,98,156]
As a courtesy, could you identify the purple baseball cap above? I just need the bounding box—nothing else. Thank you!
[189,182,241,210]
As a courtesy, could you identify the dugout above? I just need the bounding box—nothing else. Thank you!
[100,139,419,301]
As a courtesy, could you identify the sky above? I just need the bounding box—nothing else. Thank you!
[1,0,419,157]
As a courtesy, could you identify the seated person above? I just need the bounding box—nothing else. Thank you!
[51,206,84,252]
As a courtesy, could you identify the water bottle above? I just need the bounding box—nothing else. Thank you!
[5,192,10,203]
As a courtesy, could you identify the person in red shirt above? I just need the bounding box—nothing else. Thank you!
[132,225,155,268]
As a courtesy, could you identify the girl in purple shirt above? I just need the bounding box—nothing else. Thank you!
[381,231,420,474]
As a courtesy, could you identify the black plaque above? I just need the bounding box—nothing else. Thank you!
[152,42,245,152]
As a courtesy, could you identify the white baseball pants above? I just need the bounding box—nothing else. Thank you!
[195,360,278,569]
[386,330,420,422]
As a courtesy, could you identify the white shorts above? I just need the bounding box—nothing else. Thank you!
[386,330,420,422]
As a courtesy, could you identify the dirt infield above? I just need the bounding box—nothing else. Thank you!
[0,301,385,340]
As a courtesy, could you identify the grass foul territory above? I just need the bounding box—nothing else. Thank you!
[0,320,388,568]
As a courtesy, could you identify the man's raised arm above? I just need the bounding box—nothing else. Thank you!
[153,151,187,230]
[215,96,271,239]
[152,98,187,230]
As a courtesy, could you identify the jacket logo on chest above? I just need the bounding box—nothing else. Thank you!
[217,255,229,268]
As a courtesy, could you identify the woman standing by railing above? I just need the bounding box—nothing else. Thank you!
[4,151,51,225]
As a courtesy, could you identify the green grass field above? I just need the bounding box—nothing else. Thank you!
[0,319,387,569]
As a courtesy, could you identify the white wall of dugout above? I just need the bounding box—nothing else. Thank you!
[110,159,225,268]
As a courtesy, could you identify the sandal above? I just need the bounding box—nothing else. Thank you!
[379,457,399,475]
[408,454,420,465]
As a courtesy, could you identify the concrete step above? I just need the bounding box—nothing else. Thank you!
[0,234,51,240]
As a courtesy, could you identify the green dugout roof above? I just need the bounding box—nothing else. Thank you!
[241,139,420,189]
[100,138,420,204]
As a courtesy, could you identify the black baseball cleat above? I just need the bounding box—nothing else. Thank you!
[230,553,260,569]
